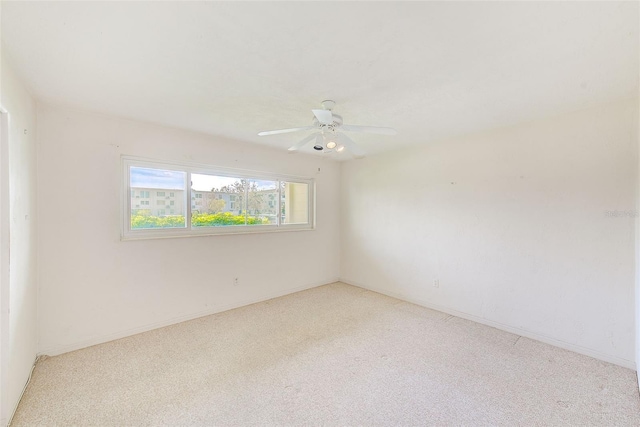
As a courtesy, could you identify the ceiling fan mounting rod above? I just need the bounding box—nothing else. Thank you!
[321,100,336,111]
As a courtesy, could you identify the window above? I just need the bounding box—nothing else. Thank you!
[281,181,310,224]
[123,157,314,239]
[128,165,186,231]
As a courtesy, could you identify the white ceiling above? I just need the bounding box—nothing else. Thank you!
[2,2,638,159]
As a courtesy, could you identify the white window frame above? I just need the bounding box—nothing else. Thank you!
[121,156,315,240]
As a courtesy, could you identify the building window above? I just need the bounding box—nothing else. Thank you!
[123,156,314,239]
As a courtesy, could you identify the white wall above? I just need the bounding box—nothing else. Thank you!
[0,57,38,423]
[37,105,341,355]
[341,99,638,368]
[636,98,640,385]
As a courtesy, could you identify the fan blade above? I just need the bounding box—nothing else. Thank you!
[258,126,315,136]
[288,133,318,153]
[312,109,334,125]
[337,133,366,158]
[340,125,397,135]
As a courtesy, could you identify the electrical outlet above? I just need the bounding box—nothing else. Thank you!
[433,279,439,288]
[233,277,239,286]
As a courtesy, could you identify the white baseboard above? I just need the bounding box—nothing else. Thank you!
[39,278,338,357]
[340,278,636,371]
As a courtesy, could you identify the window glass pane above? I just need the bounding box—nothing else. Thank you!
[191,173,248,227]
[130,167,186,229]
[246,179,278,226]
[281,181,309,224]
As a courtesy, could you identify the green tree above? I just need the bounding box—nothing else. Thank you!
[208,198,226,213]
[216,181,274,214]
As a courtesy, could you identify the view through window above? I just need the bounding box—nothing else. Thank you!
[124,159,313,237]
[130,167,186,229]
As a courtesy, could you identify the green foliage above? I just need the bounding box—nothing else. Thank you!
[131,212,270,229]
[192,212,270,227]
[131,214,185,229]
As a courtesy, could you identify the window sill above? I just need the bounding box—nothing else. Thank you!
[121,224,315,241]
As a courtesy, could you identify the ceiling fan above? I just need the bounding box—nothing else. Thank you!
[258,100,397,158]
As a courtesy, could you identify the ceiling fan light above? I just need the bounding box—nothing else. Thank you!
[326,141,337,149]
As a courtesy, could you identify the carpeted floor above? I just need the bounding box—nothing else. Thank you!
[11,282,640,426]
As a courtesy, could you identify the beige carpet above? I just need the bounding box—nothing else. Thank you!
[11,282,640,426]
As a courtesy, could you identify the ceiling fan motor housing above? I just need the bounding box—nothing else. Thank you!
[313,114,343,130]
